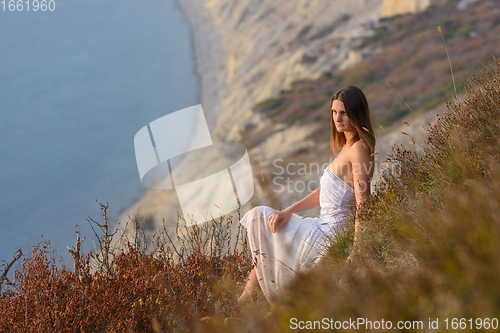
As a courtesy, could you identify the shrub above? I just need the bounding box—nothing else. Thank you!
[0,208,253,332]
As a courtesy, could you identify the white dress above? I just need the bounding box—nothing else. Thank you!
[239,165,356,303]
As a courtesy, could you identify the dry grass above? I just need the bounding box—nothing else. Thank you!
[224,58,500,332]
[0,210,253,332]
[1,48,500,333]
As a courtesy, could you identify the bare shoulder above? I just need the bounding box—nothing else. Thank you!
[351,140,370,156]
[348,140,372,166]
[350,140,374,179]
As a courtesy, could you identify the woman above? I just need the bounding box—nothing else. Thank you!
[238,85,375,305]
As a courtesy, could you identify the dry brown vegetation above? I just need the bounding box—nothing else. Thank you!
[1,59,499,332]
[0,211,253,332]
[231,58,500,332]
[2,1,500,331]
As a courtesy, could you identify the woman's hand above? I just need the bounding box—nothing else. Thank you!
[268,208,293,233]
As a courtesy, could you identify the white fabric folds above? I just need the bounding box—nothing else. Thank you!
[239,166,356,303]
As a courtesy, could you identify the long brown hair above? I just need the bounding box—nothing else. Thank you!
[330,85,376,156]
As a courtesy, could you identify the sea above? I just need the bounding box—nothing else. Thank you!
[0,0,199,267]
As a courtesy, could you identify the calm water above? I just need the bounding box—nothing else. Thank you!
[0,0,199,264]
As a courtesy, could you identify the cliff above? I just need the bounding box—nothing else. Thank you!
[116,0,389,237]
[113,0,496,246]
[202,0,386,142]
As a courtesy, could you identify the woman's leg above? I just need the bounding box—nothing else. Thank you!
[237,268,260,305]
[238,205,291,305]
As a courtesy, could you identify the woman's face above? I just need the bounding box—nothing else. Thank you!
[331,99,354,132]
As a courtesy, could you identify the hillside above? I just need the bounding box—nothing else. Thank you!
[231,57,500,332]
[1,56,499,332]
[234,0,500,216]
[118,0,439,234]
[114,0,500,252]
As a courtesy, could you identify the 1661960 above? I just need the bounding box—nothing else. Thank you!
[1,0,55,11]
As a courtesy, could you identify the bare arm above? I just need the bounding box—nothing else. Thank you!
[268,186,321,233]
[283,186,321,214]
[348,141,373,259]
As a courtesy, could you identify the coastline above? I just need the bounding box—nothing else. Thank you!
[112,0,441,241]
[113,0,227,235]
[113,0,386,236]
[175,0,227,134]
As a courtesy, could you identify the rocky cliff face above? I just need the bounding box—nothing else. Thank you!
[184,0,434,142]
[114,0,441,244]
[204,0,386,142]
